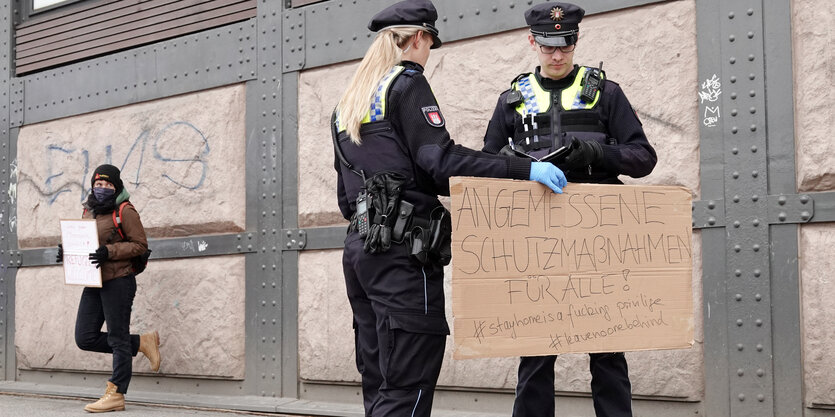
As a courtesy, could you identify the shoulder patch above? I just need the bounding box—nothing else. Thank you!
[421,106,445,127]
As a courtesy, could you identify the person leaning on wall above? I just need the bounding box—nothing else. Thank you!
[56,164,161,413]
[331,0,569,415]
[481,3,658,417]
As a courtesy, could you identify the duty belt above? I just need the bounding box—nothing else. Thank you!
[349,201,451,266]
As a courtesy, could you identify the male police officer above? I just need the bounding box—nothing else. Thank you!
[482,3,657,417]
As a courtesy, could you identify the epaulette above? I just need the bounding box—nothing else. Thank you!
[505,72,531,106]
[511,72,531,85]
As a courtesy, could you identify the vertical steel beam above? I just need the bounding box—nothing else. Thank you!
[279,70,299,400]
[698,0,804,415]
[722,1,773,415]
[763,0,803,415]
[697,0,731,414]
[244,0,287,398]
[0,0,14,382]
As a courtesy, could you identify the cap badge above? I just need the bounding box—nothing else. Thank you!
[550,7,565,21]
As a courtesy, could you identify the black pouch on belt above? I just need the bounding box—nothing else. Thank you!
[362,171,407,254]
[409,206,451,266]
[427,207,452,266]
[392,200,414,243]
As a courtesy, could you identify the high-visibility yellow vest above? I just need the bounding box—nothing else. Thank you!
[336,65,405,132]
[512,66,603,117]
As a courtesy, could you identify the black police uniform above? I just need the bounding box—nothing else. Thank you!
[481,3,657,417]
[333,2,532,416]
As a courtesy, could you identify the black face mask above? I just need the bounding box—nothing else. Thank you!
[92,187,116,201]
[85,188,119,215]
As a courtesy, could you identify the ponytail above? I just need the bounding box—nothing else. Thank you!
[336,27,421,144]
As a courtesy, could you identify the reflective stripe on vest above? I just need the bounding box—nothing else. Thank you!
[561,67,602,110]
[336,65,406,132]
[512,67,602,117]
[514,74,550,116]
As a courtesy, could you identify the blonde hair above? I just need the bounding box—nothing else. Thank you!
[336,27,423,144]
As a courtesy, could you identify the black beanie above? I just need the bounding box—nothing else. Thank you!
[91,164,123,193]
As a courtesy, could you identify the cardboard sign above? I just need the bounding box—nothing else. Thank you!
[449,177,694,359]
[60,219,102,287]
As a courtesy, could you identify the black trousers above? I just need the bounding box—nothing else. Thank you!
[512,354,632,417]
[342,233,449,417]
[75,275,141,394]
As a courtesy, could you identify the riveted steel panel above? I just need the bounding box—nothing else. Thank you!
[693,198,726,229]
[720,1,774,414]
[290,226,344,250]
[279,71,299,399]
[15,233,259,267]
[696,0,731,414]
[244,0,288,399]
[768,194,813,225]
[9,79,21,128]
[0,0,13,381]
[287,0,672,71]
[282,9,305,72]
[763,0,803,414]
[19,21,258,125]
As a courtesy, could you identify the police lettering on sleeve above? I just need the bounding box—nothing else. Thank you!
[421,106,445,127]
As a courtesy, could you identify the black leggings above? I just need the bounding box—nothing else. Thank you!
[74,275,141,394]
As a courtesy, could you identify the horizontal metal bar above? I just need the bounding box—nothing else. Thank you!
[804,191,835,224]
[691,192,835,229]
[768,193,814,224]
[18,20,258,125]
[148,232,258,259]
[692,199,726,229]
[283,0,673,72]
[8,233,258,267]
[282,226,346,251]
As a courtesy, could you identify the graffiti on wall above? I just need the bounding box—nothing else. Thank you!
[7,158,18,232]
[39,121,210,206]
[699,74,722,128]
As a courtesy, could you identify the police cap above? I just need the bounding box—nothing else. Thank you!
[368,0,442,49]
[525,2,585,47]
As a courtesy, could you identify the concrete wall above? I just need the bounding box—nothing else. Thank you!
[794,0,835,407]
[298,0,703,399]
[14,84,248,379]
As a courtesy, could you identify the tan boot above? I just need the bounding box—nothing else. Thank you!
[139,330,161,372]
[84,381,125,412]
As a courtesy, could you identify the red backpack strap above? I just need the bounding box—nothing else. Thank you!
[111,202,132,240]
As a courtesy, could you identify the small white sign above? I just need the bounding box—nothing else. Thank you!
[60,219,102,287]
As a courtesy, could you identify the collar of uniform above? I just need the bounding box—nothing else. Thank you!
[535,65,580,91]
[400,60,425,73]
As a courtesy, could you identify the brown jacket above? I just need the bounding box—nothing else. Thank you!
[82,202,148,281]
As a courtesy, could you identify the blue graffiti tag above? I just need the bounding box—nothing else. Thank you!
[153,122,210,190]
[41,121,210,205]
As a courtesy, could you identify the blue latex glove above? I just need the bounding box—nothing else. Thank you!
[529,161,567,193]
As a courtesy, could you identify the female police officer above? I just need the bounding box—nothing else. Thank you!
[332,1,567,415]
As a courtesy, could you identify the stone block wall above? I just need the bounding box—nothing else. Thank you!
[297,0,704,400]
[794,0,835,407]
[14,84,248,379]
